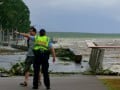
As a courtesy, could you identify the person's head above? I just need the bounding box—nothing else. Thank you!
[29,26,37,36]
[39,29,46,36]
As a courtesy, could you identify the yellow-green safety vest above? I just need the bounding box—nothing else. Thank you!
[33,35,50,51]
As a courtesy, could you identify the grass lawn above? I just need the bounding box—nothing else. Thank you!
[101,79,120,90]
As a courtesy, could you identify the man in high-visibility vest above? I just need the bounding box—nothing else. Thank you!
[31,29,56,90]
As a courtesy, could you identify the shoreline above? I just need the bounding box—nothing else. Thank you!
[1,37,120,74]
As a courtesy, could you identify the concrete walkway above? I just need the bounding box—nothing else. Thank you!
[0,75,107,90]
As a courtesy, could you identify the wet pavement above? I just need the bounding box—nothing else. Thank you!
[0,75,107,90]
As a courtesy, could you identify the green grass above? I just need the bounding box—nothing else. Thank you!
[101,79,120,90]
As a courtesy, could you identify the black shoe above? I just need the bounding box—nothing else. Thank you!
[46,87,51,90]
[20,82,27,87]
[32,86,38,89]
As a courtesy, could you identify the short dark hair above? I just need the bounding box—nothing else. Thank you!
[30,26,37,33]
[39,29,46,36]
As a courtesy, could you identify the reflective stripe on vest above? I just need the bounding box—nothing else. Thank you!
[34,35,50,51]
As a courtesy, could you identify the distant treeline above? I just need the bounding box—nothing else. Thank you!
[47,32,120,38]
[0,0,30,32]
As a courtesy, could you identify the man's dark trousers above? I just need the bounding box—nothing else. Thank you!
[33,51,50,88]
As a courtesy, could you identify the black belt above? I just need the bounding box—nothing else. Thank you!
[33,49,50,55]
[39,49,48,53]
[35,49,49,54]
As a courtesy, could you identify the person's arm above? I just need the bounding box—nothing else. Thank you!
[14,31,30,38]
[49,42,56,63]
[50,47,56,63]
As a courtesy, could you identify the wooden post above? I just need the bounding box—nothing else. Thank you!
[2,29,4,43]
[0,27,1,44]
[7,29,9,45]
[89,48,105,73]
[96,48,104,72]
[86,40,120,74]
[89,48,98,72]
[11,29,14,45]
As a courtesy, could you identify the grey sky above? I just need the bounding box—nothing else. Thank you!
[24,0,120,33]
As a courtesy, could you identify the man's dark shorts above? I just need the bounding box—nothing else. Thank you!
[24,56,35,73]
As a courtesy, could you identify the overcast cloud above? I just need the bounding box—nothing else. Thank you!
[24,0,120,33]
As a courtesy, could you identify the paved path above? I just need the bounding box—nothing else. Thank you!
[0,75,107,90]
